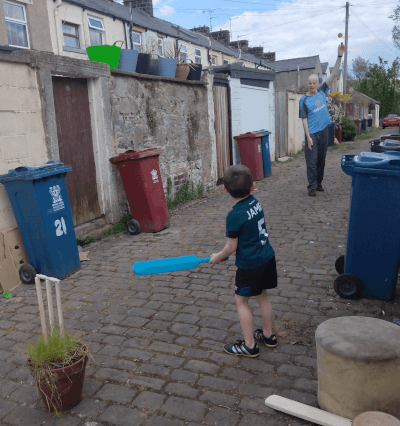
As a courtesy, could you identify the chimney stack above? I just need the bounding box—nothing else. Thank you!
[123,0,153,17]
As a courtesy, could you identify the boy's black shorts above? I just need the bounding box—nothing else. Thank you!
[235,256,277,297]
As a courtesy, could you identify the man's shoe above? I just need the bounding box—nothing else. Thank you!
[254,329,278,348]
[308,190,316,196]
[317,185,324,192]
[223,340,259,357]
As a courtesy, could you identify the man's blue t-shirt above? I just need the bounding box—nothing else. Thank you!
[226,195,275,270]
[299,82,331,134]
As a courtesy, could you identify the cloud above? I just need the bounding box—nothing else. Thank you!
[153,0,162,5]
[158,5,175,16]
[216,0,398,69]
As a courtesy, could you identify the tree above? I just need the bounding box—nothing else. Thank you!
[357,57,400,117]
[351,56,370,80]
[390,4,400,49]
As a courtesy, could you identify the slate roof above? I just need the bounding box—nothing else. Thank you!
[321,62,329,74]
[329,67,342,79]
[266,55,319,73]
[62,0,268,66]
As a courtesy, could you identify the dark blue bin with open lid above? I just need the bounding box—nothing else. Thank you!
[335,152,400,300]
[0,161,80,282]
[258,129,272,177]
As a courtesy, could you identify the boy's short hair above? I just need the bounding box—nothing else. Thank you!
[223,165,253,198]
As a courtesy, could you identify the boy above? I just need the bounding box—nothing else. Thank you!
[210,165,278,357]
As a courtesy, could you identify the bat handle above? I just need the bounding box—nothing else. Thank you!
[202,257,229,263]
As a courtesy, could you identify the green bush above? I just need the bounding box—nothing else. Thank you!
[76,235,96,246]
[342,117,358,141]
[103,214,132,236]
[166,180,204,210]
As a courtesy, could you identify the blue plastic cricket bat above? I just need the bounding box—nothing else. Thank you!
[133,255,228,275]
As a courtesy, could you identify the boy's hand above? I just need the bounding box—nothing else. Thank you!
[307,136,313,151]
[209,253,221,264]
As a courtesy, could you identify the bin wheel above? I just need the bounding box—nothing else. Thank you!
[382,125,385,129]
[126,219,141,235]
[334,273,363,299]
[335,255,345,275]
[19,264,37,284]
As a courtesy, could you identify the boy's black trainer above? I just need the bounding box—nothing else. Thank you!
[254,329,278,347]
[223,340,259,357]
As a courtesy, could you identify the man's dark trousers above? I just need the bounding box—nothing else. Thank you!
[304,126,329,191]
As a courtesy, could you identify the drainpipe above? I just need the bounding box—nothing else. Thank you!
[297,66,300,90]
[54,0,63,55]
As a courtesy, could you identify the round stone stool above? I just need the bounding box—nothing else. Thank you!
[353,411,400,426]
[316,316,400,420]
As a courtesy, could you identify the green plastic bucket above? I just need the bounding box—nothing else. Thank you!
[86,41,124,69]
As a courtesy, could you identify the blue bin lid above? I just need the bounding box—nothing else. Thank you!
[341,152,400,177]
[257,129,271,136]
[0,161,72,183]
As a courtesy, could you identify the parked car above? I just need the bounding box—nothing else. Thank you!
[382,112,400,129]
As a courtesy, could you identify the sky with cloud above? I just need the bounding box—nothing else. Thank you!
[150,0,400,74]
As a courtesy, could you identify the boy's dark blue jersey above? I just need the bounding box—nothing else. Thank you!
[226,195,275,270]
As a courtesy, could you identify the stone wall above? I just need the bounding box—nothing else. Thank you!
[107,70,214,217]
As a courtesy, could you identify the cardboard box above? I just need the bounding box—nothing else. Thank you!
[0,226,29,293]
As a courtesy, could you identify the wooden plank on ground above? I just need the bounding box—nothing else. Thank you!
[265,395,353,426]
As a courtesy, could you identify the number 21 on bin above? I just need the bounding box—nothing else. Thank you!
[55,217,67,236]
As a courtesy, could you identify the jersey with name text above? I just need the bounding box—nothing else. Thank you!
[226,195,275,270]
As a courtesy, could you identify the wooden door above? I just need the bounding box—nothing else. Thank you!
[52,77,101,226]
[213,85,230,183]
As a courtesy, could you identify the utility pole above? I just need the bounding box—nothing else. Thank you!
[343,1,349,117]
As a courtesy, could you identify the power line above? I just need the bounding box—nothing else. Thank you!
[312,13,342,54]
[352,11,400,56]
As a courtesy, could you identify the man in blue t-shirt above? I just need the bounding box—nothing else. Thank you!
[299,42,345,196]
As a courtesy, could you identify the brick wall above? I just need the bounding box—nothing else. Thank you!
[211,30,230,45]
[125,0,153,17]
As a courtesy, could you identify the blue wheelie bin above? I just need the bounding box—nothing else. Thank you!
[258,129,272,177]
[0,161,80,283]
[334,151,400,300]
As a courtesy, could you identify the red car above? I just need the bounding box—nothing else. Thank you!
[382,112,400,129]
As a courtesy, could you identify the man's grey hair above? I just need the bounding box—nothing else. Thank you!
[308,74,319,82]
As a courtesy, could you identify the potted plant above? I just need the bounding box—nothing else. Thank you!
[158,46,178,78]
[26,328,89,412]
[174,47,195,80]
[145,40,160,76]
[136,42,152,75]
[24,277,90,413]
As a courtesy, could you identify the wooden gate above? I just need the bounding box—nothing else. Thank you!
[275,90,288,158]
[213,84,231,183]
[52,77,101,226]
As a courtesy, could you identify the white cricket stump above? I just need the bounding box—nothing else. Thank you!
[316,316,400,420]
[35,274,65,342]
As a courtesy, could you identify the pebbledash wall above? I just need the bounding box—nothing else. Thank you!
[0,60,49,232]
[0,51,217,233]
[107,69,215,217]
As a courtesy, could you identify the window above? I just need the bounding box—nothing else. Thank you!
[88,16,104,46]
[223,59,229,66]
[194,48,201,65]
[3,0,29,48]
[179,43,187,63]
[131,31,141,51]
[211,56,216,66]
[62,23,80,48]
[158,38,163,56]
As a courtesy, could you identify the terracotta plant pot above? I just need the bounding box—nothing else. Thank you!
[175,63,190,80]
[28,346,88,412]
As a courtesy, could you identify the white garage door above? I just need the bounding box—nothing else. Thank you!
[240,84,271,133]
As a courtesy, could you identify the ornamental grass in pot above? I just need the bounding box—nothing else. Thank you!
[24,276,90,413]
[26,328,89,412]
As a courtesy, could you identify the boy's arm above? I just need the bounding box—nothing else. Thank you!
[209,238,238,264]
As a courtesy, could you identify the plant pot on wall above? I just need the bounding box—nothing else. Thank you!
[187,64,203,81]
[118,49,139,72]
[136,53,151,74]
[175,63,190,80]
[149,58,160,76]
[158,57,178,78]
